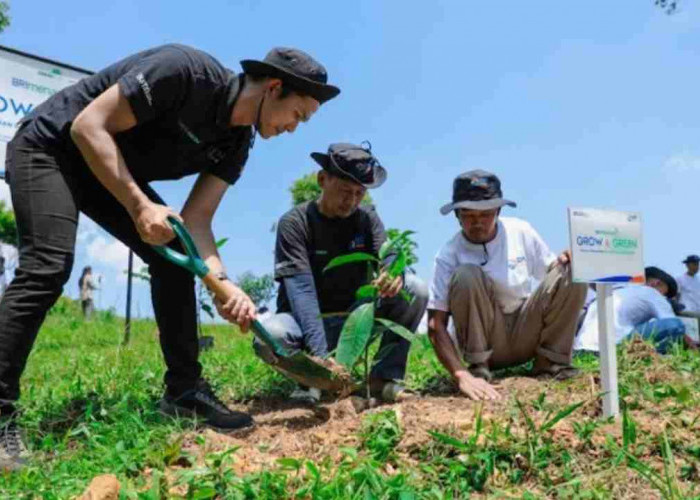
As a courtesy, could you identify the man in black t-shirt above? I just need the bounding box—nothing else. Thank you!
[0,45,340,469]
[256,143,428,404]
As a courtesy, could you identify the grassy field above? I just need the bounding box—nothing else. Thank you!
[1,297,700,499]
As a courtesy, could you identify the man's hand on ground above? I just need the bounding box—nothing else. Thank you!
[130,201,180,246]
[684,335,700,350]
[373,270,403,298]
[455,370,501,401]
[213,281,257,332]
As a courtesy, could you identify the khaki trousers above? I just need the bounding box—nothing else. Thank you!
[448,264,587,369]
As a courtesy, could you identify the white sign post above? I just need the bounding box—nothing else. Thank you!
[568,208,644,418]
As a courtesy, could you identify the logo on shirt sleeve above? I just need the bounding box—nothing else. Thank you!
[135,73,153,107]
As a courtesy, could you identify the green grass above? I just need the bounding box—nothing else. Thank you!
[1,297,699,499]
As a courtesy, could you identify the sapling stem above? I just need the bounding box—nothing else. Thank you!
[365,343,371,402]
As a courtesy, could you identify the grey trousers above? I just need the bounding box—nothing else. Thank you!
[449,264,587,369]
[257,274,429,381]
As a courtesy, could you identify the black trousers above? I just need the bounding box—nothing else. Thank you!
[0,126,201,403]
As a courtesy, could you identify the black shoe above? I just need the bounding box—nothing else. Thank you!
[0,406,29,471]
[158,380,254,431]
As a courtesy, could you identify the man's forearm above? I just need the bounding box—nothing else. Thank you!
[284,274,328,357]
[183,220,225,276]
[428,314,468,379]
[71,124,150,217]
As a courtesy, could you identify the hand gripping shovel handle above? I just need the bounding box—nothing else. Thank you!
[152,216,289,357]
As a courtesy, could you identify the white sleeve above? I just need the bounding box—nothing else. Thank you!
[428,251,455,312]
[525,222,557,280]
[648,289,676,319]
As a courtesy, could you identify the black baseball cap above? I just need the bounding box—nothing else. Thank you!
[440,169,516,215]
[311,142,387,189]
[682,254,700,264]
[241,47,340,104]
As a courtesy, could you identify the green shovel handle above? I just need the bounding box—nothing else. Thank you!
[251,319,291,357]
[152,216,210,279]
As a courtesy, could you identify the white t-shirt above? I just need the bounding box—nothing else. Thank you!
[428,217,557,314]
[574,285,676,352]
[676,273,700,313]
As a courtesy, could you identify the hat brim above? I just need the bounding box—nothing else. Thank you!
[240,60,340,104]
[683,259,700,264]
[439,198,517,215]
[311,152,386,189]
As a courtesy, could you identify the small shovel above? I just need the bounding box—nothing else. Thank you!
[152,217,354,394]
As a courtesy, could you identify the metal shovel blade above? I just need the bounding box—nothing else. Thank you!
[251,320,356,394]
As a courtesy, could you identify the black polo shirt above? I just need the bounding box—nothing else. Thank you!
[275,201,387,314]
[20,44,252,184]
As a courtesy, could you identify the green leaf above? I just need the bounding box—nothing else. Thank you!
[215,237,229,248]
[469,403,484,447]
[335,303,375,368]
[355,284,378,300]
[399,289,414,304]
[622,406,637,450]
[388,251,408,277]
[378,235,407,261]
[305,459,320,479]
[428,430,470,451]
[191,487,217,500]
[383,230,416,255]
[374,318,416,343]
[540,400,585,432]
[515,398,536,434]
[276,457,302,470]
[323,252,379,273]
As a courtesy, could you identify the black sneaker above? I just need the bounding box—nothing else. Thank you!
[0,406,29,471]
[158,379,253,431]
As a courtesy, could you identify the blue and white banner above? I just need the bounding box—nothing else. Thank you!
[0,46,91,168]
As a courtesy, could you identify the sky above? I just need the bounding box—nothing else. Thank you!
[0,0,698,319]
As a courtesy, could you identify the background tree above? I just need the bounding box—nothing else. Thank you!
[0,2,9,33]
[655,0,678,14]
[0,201,17,247]
[236,271,275,309]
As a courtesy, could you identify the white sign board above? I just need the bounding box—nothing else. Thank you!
[0,45,91,168]
[567,207,646,419]
[679,316,700,343]
[568,207,644,284]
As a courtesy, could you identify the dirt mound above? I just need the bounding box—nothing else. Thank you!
[180,375,558,475]
[77,474,120,500]
[157,348,699,497]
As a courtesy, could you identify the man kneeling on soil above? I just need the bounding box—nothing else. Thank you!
[255,143,428,404]
[574,267,698,353]
[427,170,588,401]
